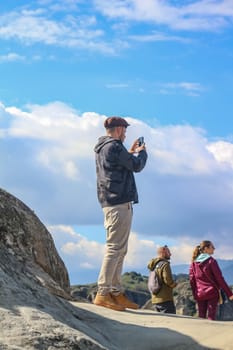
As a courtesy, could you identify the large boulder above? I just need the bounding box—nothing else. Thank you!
[0,188,70,298]
[0,188,108,349]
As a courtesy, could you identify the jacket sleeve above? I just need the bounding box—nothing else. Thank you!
[161,262,177,288]
[189,263,197,299]
[117,144,148,173]
[210,259,233,298]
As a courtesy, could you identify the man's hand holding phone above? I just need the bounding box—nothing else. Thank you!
[129,136,146,153]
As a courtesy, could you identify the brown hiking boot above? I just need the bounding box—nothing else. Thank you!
[111,293,139,309]
[93,293,125,311]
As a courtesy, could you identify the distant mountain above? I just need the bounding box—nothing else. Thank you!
[172,264,189,275]
[173,259,233,285]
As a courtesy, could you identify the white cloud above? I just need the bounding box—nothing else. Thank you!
[5,102,103,180]
[147,124,216,175]
[38,0,84,12]
[49,225,183,279]
[207,141,233,169]
[129,31,190,43]
[125,232,157,268]
[94,0,233,31]
[0,53,25,63]
[160,82,204,96]
[0,1,232,61]
[48,225,233,284]
[0,9,120,55]
[49,224,105,270]
[2,101,233,257]
[0,102,222,179]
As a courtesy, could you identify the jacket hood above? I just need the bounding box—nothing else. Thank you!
[94,136,119,153]
[147,257,168,271]
[195,253,211,263]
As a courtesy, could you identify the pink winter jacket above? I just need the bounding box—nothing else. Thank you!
[189,255,233,301]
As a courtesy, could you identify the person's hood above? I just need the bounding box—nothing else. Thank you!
[94,136,119,153]
[195,253,211,263]
[147,257,168,271]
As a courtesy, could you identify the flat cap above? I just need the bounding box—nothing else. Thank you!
[104,116,130,129]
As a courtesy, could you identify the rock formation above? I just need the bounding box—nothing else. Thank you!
[0,188,107,349]
[0,188,70,298]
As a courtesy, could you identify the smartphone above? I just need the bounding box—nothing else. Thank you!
[138,136,144,146]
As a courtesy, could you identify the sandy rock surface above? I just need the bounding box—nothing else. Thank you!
[72,302,233,350]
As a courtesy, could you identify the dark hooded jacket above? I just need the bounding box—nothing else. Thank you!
[94,136,147,207]
[189,254,233,301]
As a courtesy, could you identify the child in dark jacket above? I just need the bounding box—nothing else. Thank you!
[189,240,233,320]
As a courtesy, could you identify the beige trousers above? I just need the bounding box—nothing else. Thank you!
[97,202,133,295]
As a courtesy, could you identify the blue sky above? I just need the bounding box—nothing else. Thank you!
[1,0,233,284]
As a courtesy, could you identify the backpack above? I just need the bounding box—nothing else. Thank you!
[148,260,166,295]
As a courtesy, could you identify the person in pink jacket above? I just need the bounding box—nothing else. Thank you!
[189,240,233,320]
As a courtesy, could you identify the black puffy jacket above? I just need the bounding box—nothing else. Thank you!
[94,136,147,208]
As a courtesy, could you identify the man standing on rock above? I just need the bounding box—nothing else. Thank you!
[94,116,148,311]
[148,245,177,314]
